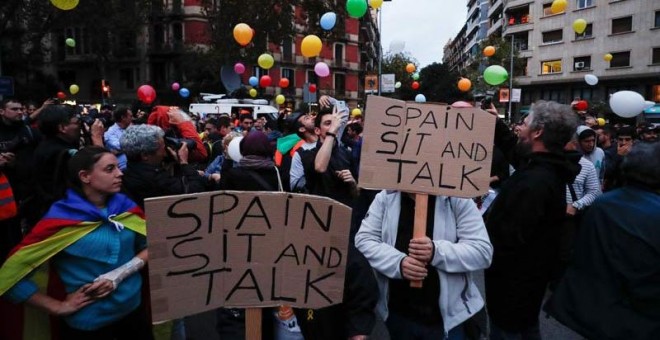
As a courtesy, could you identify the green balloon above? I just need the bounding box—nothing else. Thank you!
[65,38,75,48]
[483,65,508,86]
[412,73,420,81]
[346,0,368,19]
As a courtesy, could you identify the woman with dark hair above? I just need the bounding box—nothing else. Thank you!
[0,146,151,340]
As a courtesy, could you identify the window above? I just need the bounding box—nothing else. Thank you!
[655,11,660,28]
[542,3,562,16]
[611,16,632,34]
[573,56,591,71]
[252,66,268,78]
[541,59,563,74]
[540,89,563,102]
[542,29,563,44]
[334,73,346,96]
[306,70,318,85]
[652,48,660,65]
[281,68,295,87]
[609,51,630,67]
[64,27,91,56]
[571,88,594,101]
[334,43,344,62]
[119,68,135,89]
[172,23,183,43]
[576,0,593,9]
[282,37,293,61]
[575,23,593,39]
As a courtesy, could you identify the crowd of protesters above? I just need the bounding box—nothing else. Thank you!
[0,94,658,340]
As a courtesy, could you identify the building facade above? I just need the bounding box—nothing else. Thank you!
[48,0,379,109]
[446,0,660,113]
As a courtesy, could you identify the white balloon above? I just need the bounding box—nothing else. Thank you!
[227,136,244,161]
[644,100,655,109]
[415,94,426,103]
[394,81,402,89]
[584,74,598,86]
[389,40,405,54]
[609,91,646,118]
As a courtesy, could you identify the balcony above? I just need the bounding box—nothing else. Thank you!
[488,18,503,36]
[488,0,503,18]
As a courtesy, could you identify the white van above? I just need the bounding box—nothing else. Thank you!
[189,93,279,121]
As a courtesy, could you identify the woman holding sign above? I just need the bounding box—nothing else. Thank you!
[0,147,151,340]
[355,192,492,339]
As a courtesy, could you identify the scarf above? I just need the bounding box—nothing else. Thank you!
[238,155,275,169]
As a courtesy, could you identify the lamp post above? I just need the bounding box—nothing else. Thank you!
[507,34,514,122]
[377,7,382,96]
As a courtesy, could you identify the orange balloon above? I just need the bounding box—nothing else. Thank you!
[405,63,416,74]
[458,78,472,92]
[483,46,496,57]
[233,23,253,46]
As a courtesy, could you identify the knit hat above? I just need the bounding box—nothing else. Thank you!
[240,131,273,157]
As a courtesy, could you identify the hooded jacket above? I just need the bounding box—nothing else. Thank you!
[356,190,493,335]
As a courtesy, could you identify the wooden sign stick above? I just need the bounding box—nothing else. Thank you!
[245,308,262,340]
[410,193,428,288]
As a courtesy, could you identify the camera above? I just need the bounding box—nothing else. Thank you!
[481,96,493,110]
[164,136,196,151]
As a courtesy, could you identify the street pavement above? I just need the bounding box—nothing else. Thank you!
[184,270,583,340]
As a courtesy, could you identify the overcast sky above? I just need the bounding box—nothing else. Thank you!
[380,0,467,68]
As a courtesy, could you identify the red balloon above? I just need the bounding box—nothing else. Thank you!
[57,91,66,100]
[309,84,317,93]
[137,85,157,105]
[260,75,272,88]
[411,81,420,90]
[279,78,290,88]
[574,100,588,111]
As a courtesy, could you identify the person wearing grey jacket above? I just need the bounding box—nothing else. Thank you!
[355,190,493,339]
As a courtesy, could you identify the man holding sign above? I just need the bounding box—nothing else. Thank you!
[355,96,494,339]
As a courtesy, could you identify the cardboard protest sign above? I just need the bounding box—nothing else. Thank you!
[145,191,352,323]
[359,96,495,198]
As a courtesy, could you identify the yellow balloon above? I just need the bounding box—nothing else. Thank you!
[233,23,253,46]
[597,118,606,126]
[69,84,79,95]
[550,0,567,14]
[603,53,613,62]
[249,88,257,97]
[370,0,383,9]
[301,35,322,58]
[573,19,587,34]
[351,108,362,117]
[258,53,274,70]
[275,95,285,105]
[50,0,79,10]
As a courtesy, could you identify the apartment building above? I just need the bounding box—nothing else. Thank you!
[48,0,379,108]
[447,0,660,109]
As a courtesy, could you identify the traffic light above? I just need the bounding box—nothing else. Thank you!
[101,79,111,98]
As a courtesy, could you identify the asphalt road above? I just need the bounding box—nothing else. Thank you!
[184,270,583,340]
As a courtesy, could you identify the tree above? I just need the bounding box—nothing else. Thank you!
[462,35,526,97]
[381,51,418,100]
[418,62,463,104]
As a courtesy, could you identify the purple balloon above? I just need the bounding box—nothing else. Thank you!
[234,62,246,74]
[314,62,330,78]
[171,82,180,91]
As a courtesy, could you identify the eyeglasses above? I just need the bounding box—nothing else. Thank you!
[6,107,22,111]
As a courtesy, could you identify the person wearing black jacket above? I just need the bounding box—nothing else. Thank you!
[546,142,660,339]
[482,101,581,339]
[119,124,206,208]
